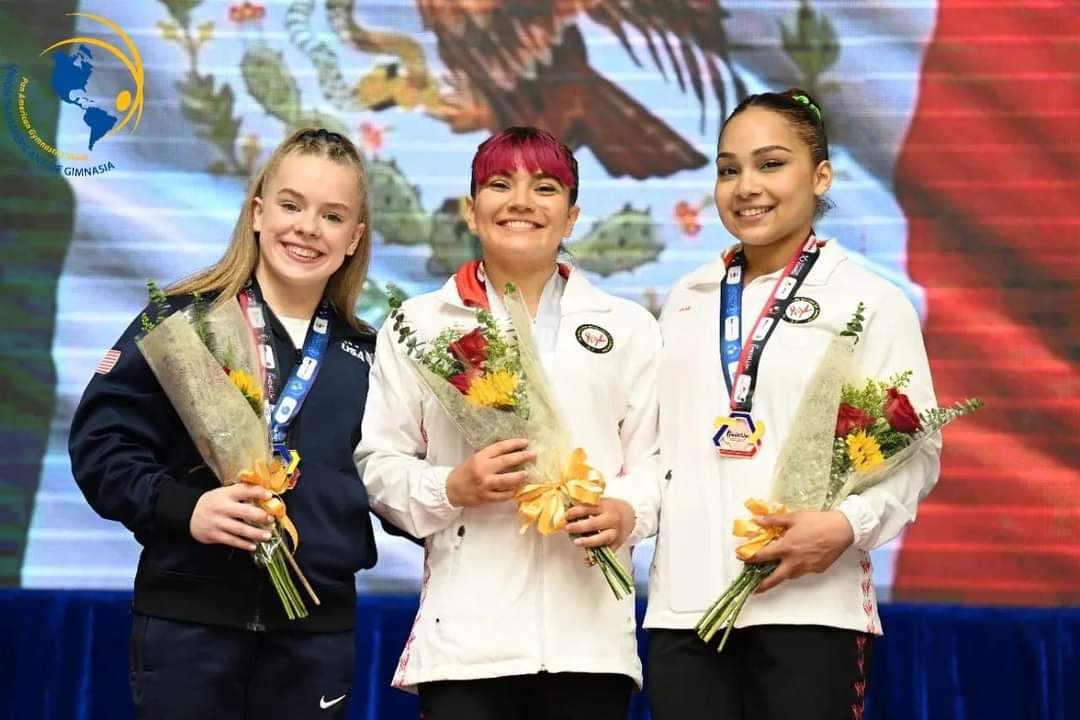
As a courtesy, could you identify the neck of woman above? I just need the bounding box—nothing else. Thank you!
[482,257,557,317]
[254,265,325,320]
[740,225,813,285]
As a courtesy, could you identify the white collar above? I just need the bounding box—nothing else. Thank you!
[685,238,847,289]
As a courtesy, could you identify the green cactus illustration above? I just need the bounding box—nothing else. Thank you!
[565,204,664,277]
[778,0,841,99]
[239,46,351,136]
[368,157,432,246]
[426,197,480,276]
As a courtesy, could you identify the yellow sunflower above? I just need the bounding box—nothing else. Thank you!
[228,369,263,405]
[846,430,885,472]
[464,370,519,409]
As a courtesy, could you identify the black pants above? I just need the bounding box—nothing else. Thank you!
[129,613,354,720]
[419,672,634,720]
[648,626,873,720]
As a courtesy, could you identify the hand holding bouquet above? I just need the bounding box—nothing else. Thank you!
[388,284,634,599]
[696,303,981,650]
[137,283,318,619]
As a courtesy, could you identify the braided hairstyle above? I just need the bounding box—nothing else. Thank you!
[719,88,834,218]
[169,128,372,332]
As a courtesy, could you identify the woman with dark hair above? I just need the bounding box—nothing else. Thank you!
[635,91,942,719]
[357,126,661,719]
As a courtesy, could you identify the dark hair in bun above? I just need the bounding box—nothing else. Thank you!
[719,88,833,217]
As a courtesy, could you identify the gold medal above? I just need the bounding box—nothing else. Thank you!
[712,411,764,458]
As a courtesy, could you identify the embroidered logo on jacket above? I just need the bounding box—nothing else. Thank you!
[340,340,373,364]
[575,324,614,354]
[783,297,820,324]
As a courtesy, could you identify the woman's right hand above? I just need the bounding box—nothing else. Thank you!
[189,484,275,551]
[446,438,536,507]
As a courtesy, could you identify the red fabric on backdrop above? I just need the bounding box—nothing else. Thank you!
[893,1,1080,605]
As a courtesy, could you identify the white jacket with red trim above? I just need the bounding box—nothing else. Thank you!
[622,240,942,635]
[355,263,660,690]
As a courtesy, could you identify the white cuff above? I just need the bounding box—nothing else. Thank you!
[605,486,655,547]
[423,466,456,511]
[627,498,656,547]
[837,494,879,551]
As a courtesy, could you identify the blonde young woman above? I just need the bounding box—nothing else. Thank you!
[70,129,380,719]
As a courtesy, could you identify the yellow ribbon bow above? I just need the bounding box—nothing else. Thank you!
[514,448,606,535]
[238,458,300,551]
[733,498,788,561]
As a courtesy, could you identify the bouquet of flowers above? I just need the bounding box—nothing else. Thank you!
[387,284,634,599]
[137,282,318,619]
[696,303,981,651]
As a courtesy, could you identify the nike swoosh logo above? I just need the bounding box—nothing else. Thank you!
[319,694,346,710]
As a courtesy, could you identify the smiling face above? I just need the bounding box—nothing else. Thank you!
[252,151,365,306]
[714,106,832,254]
[465,166,580,270]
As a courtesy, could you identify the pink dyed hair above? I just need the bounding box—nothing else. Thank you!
[470,126,579,204]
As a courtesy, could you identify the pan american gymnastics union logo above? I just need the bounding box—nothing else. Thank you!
[2,13,144,176]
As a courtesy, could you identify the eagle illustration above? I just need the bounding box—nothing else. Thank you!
[334,0,745,179]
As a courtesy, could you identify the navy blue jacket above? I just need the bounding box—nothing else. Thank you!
[70,291,379,632]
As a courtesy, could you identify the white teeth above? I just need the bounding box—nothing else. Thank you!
[502,220,539,230]
[285,244,319,259]
[737,207,772,217]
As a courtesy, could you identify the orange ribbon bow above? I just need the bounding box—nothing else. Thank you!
[238,458,300,551]
[733,498,788,561]
[514,448,606,535]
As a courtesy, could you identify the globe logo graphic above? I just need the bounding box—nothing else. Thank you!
[40,12,144,152]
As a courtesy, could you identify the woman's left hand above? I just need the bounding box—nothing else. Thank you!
[563,498,636,550]
[748,510,855,593]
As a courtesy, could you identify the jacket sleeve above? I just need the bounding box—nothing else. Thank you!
[344,332,424,546]
[836,286,943,551]
[68,309,205,542]
[354,321,462,539]
[603,306,664,546]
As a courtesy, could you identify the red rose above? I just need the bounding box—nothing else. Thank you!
[448,327,488,368]
[836,403,874,437]
[449,367,482,395]
[883,388,923,433]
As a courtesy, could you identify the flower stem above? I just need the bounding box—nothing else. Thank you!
[696,569,752,642]
[588,546,634,600]
[696,567,753,636]
[695,560,778,648]
[255,539,309,620]
[715,578,758,653]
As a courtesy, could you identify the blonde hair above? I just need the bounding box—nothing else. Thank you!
[168,128,373,333]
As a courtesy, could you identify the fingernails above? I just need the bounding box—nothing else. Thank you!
[262,531,272,541]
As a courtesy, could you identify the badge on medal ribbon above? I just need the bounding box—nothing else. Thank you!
[713,411,765,458]
[273,443,302,489]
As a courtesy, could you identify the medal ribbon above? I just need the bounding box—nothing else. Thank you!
[235,283,332,551]
[720,233,823,412]
[239,283,332,445]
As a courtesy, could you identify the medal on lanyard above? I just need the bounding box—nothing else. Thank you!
[713,234,823,458]
[240,284,333,488]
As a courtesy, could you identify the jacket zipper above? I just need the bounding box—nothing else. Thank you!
[537,530,547,671]
[248,580,265,631]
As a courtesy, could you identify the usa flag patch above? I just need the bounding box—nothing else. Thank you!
[95,349,121,375]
